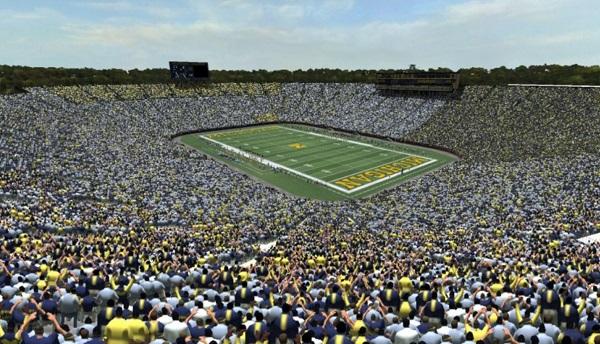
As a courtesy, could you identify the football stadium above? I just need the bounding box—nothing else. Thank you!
[1,2,600,344]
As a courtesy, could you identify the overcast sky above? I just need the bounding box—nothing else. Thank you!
[1,0,599,70]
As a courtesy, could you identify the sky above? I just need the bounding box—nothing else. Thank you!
[1,0,599,70]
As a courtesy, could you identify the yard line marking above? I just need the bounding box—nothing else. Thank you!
[322,169,332,173]
[199,135,351,193]
[265,150,270,153]
[304,164,313,167]
[252,146,259,149]
[198,127,438,195]
[278,125,434,160]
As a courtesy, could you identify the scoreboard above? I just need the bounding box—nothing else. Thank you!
[169,62,209,82]
[376,70,460,96]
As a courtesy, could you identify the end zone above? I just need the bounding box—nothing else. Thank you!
[332,156,436,193]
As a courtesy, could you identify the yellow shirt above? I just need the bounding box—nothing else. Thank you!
[148,320,160,340]
[399,277,413,293]
[238,271,249,282]
[465,323,490,342]
[351,320,366,336]
[490,283,503,295]
[316,256,326,266]
[105,317,129,344]
[353,335,368,344]
[126,318,148,342]
[399,301,412,319]
[46,270,61,287]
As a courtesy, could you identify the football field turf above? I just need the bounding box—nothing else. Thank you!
[179,124,457,201]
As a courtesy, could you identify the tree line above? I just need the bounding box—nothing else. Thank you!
[1,64,600,94]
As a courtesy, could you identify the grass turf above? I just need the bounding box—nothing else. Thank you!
[179,124,457,201]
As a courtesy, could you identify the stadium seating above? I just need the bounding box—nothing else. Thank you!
[0,84,598,344]
[48,83,283,104]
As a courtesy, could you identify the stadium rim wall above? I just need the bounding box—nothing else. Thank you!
[170,121,462,160]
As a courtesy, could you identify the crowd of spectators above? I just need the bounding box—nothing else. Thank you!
[0,84,598,344]
[50,84,281,104]
[407,86,600,161]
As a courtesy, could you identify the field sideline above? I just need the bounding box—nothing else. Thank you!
[180,124,457,200]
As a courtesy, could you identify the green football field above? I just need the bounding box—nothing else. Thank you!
[179,124,457,201]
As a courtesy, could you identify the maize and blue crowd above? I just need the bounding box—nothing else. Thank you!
[0,83,599,344]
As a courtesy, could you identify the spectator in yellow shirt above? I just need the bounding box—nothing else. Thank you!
[105,307,129,344]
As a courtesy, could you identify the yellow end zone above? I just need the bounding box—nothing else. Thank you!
[332,156,430,191]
